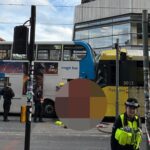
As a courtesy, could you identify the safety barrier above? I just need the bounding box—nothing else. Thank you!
[20,105,26,123]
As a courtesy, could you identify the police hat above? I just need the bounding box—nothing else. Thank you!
[125,98,140,108]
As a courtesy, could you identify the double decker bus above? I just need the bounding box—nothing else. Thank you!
[96,49,145,117]
[0,41,96,117]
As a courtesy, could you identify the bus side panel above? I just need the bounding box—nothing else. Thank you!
[9,74,26,113]
[0,74,26,113]
[43,75,60,100]
[43,61,79,100]
[9,74,23,98]
[59,61,79,79]
[80,53,95,79]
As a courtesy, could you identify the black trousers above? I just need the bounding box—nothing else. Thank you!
[34,103,43,121]
[3,100,11,120]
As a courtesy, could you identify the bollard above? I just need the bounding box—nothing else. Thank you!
[20,105,26,123]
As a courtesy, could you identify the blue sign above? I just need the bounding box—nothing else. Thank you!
[0,73,5,78]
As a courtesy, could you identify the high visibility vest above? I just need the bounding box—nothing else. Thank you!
[115,114,142,149]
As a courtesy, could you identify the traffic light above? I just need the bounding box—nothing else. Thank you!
[12,25,29,54]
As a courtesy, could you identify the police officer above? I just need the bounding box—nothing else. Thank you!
[1,83,15,121]
[111,98,142,150]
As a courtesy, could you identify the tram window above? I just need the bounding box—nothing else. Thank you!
[96,61,108,86]
[108,61,116,85]
[98,61,116,86]
[97,60,144,87]
[63,45,86,61]
[120,61,137,86]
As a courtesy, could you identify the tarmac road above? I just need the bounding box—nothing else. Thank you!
[0,116,148,150]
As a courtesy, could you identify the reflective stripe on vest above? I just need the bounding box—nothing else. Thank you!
[120,114,138,130]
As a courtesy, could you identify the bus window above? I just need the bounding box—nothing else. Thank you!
[49,44,61,61]
[38,50,49,60]
[0,44,11,60]
[63,49,71,60]
[37,44,61,61]
[49,50,61,61]
[63,45,86,61]
[72,50,86,60]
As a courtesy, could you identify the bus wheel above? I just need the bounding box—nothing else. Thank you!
[43,100,56,118]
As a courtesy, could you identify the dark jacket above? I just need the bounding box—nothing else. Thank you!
[1,86,15,100]
[34,89,42,103]
[111,113,141,150]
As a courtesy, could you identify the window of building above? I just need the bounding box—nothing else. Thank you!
[75,30,89,39]
[136,23,150,39]
[131,21,150,45]
[89,26,112,38]
[113,34,130,45]
[131,33,142,45]
[113,23,130,35]
[100,19,113,25]
[74,15,150,50]
[89,36,112,48]
[137,23,142,39]
[113,16,130,22]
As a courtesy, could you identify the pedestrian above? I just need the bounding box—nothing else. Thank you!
[1,83,15,121]
[33,86,44,122]
[111,98,142,150]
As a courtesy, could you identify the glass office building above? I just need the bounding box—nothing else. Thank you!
[73,0,150,53]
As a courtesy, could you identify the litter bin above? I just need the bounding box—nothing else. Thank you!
[20,105,26,123]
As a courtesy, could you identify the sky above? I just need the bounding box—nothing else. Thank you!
[0,0,81,41]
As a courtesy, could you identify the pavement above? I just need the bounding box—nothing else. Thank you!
[0,115,146,134]
[0,116,149,150]
[96,122,113,134]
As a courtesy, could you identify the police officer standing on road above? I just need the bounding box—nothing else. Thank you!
[1,83,15,121]
[33,85,44,122]
[111,98,142,150]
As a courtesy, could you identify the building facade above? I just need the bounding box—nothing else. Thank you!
[73,0,150,53]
